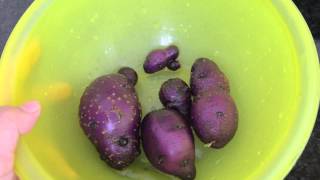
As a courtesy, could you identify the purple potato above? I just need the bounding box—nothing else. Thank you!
[167,61,181,71]
[159,78,191,119]
[165,45,179,63]
[118,67,138,86]
[79,74,141,170]
[191,91,238,148]
[166,45,181,71]
[190,58,230,95]
[144,49,168,73]
[144,45,180,73]
[142,109,196,180]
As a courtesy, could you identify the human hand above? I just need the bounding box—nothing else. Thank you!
[0,101,41,180]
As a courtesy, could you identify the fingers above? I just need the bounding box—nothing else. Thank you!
[17,101,41,134]
[0,101,41,135]
[0,101,41,178]
[0,119,19,178]
[0,171,18,180]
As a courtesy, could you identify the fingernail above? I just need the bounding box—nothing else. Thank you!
[21,101,41,113]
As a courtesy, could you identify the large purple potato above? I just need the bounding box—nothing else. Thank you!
[159,78,191,119]
[79,74,141,170]
[190,58,230,95]
[191,91,238,148]
[142,109,196,180]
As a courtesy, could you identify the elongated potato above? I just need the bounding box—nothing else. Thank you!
[142,109,196,180]
[79,74,141,170]
[191,91,238,148]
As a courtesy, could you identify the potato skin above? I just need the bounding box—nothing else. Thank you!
[167,61,181,71]
[79,74,141,170]
[118,67,138,86]
[143,49,168,73]
[142,109,196,180]
[143,45,180,73]
[159,78,192,119]
[165,45,179,62]
[190,58,230,95]
[191,91,238,148]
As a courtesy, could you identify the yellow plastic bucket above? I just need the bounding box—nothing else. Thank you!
[0,0,319,179]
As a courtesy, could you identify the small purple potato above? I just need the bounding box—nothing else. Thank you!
[159,78,191,119]
[118,67,138,86]
[166,45,181,71]
[79,74,141,170]
[142,109,196,180]
[190,58,230,95]
[165,45,179,63]
[167,61,181,71]
[144,49,168,73]
[191,91,238,148]
[144,45,180,73]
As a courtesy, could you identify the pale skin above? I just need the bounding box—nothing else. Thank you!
[0,101,41,180]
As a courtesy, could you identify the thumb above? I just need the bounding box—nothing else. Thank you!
[17,101,41,134]
[0,101,41,178]
[0,101,41,134]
